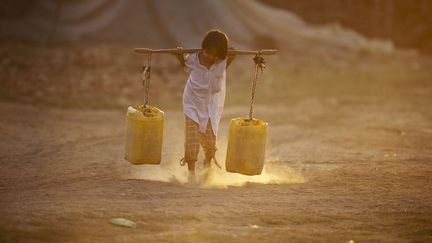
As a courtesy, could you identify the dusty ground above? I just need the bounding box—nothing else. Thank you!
[0,45,432,242]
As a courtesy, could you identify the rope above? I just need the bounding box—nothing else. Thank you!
[141,54,152,107]
[249,54,266,120]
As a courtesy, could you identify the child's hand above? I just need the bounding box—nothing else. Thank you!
[175,46,183,55]
[227,46,236,68]
[172,47,186,67]
[228,46,235,54]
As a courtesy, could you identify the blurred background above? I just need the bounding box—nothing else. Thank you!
[0,0,430,110]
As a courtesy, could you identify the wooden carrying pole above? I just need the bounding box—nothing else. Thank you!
[134,48,278,55]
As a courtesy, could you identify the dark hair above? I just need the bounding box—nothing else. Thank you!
[201,29,229,59]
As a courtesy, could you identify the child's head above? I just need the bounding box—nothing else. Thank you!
[201,29,229,62]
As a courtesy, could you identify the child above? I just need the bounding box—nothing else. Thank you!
[174,29,235,183]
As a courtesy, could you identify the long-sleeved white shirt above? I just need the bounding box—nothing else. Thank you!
[182,52,227,135]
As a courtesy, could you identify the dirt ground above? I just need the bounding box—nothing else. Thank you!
[1,46,432,242]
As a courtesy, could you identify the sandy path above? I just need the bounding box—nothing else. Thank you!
[1,90,431,242]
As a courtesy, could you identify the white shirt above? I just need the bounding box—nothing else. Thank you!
[183,53,227,135]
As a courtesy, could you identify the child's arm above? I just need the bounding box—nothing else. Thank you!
[174,53,185,67]
[172,47,186,67]
[226,47,236,68]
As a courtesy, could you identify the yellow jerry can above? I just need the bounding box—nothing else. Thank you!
[225,118,268,175]
[125,105,164,164]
